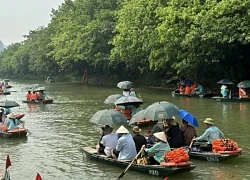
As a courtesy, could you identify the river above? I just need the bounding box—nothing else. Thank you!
[0,80,249,180]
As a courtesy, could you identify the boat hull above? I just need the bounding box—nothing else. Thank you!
[22,99,53,104]
[81,146,196,177]
[188,150,242,162]
[0,128,27,138]
[171,91,215,98]
[0,92,11,95]
[213,96,250,102]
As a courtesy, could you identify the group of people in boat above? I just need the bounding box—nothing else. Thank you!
[220,85,249,98]
[175,83,205,95]
[26,90,46,101]
[95,116,225,165]
[0,108,20,132]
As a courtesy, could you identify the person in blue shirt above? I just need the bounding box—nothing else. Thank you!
[195,118,224,151]
[144,131,171,165]
[6,113,19,130]
[193,83,205,94]
[129,88,136,97]
[111,125,137,161]
[220,85,229,98]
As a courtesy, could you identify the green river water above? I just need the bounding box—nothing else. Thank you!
[0,80,249,180]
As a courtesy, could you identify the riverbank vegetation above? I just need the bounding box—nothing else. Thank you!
[1,0,250,87]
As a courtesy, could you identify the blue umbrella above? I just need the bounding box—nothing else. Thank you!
[178,110,199,127]
[217,79,234,85]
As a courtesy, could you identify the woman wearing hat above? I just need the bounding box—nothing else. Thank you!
[6,113,19,130]
[220,85,229,98]
[111,125,137,161]
[97,125,118,157]
[132,126,147,153]
[195,118,224,151]
[166,117,184,148]
[144,131,171,165]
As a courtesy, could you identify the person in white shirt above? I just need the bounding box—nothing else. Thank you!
[97,125,118,157]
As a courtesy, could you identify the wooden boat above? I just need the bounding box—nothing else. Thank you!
[171,91,215,98]
[0,91,11,95]
[81,146,196,177]
[22,98,53,104]
[0,128,27,138]
[188,148,243,162]
[213,96,250,102]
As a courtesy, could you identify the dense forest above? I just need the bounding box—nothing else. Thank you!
[0,0,250,87]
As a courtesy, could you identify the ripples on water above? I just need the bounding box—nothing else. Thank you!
[0,81,249,180]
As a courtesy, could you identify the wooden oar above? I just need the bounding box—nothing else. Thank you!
[117,146,145,179]
[188,137,196,152]
[18,121,32,135]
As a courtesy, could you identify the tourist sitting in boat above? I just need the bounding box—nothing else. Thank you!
[195,118,224,151]
[166,117,184,148]
[179,85,185,94]
[191,83,197,91]
[123,89,130,96]
[129,88,136,97]
[193,83,205,94]
[37,90,45,100]
[26,91,32,100]
[180,119,197,146]
[239,87,249,98]
[96,125,118,157]
[132,126,147,153]
[184,85,191,95]
[5,113,19,130]
[148,120,164,144]
[220,85,229,98]
[111,125,137,161]
[30,91,38,101]
[144,132,171,165]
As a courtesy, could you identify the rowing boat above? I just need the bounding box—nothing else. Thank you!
[188,148,243,162]
[213,96,250,102]
[0,128,27,138]
[81,146,196,177]
[22,99,53,104]
[171,91,215,98]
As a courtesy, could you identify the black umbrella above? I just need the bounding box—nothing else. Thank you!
[114,96,143,106]
[217,79,234,85]
[0,99,20,108]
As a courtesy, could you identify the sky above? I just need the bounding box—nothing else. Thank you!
[0,0,65,45]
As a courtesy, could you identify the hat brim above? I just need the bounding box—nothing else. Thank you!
[204,120,214,124]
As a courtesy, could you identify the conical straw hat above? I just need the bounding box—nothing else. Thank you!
[116,125,129,134]
[153,132,167,143]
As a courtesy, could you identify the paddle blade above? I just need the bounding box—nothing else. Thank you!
[6,155,11,169]
[35,173,42,180]
[117,172,125,179]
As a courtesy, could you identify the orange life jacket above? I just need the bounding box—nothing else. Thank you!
[30,93,38,100]
[185,86,191,95]
[26,93,32,100]
[239,88,248,98]
[191,84,197,90]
